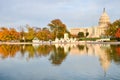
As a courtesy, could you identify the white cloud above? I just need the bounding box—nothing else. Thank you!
[0,0,120,28]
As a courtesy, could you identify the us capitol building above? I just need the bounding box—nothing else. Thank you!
[70,8,110,38]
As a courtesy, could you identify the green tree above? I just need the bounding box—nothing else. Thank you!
[78,32,84,38]
[86,32,89,37]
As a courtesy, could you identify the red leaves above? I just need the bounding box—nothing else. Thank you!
[115,28,120,38]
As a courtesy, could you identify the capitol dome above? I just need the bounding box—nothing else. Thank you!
[99,8,110,26]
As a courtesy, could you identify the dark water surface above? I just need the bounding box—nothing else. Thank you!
[0,44,120,80]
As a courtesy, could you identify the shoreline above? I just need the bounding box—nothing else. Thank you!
[0,41,120,45]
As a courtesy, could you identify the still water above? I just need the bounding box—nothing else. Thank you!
[0,44,120,80]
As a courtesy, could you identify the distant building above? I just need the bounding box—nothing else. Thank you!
[70,8,110,38]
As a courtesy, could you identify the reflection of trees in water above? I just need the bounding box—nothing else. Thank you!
[1,44,120,66]
[109,45,120,64]
[116,46,120,56]
[0,44,20,58]
[77,45,84,50]
[19,44,53,59]
[49,46,69,65]
[20,44,26,56]
[102,44,120,65]
[0,44,69,65]
[24,44,36,58]
[37,45,53,57]
[77,44,89,53]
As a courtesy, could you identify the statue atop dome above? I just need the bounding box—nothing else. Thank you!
[103,8,105,13]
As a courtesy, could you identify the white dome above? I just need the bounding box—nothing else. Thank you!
[99,8,110,26]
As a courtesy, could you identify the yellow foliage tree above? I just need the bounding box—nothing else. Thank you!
[24,25,35,42]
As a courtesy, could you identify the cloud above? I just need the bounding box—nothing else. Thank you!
[0,0,120,29]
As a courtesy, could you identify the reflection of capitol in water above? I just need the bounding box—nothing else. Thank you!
[69,44,111,72]
[55,44,111,71]
[55,44,111,72]
[0,44,120,72]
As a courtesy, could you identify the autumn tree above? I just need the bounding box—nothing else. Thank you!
[105,19,120,37]
[0,27,20,41]
[48,19,69,39]
[24,25,35,42]
[36,28,54,41]
[9,28,20,41]
[0,27,9,41]
[115,28,120,41]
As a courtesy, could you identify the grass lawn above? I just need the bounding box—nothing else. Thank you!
[79,37,100,41]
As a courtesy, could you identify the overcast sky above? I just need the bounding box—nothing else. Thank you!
[0,0,120,29]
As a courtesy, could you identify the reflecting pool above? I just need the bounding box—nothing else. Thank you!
[0,44,120,80]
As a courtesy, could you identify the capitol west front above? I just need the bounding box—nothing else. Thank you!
[70,8,110,38]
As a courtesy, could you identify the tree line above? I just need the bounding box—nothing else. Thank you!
[0,19,120,42]
[0,19,70,42]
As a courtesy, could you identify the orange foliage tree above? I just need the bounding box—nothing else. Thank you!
[36,28,54,41]
[48,19,69,39]
[0,27,20,41]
